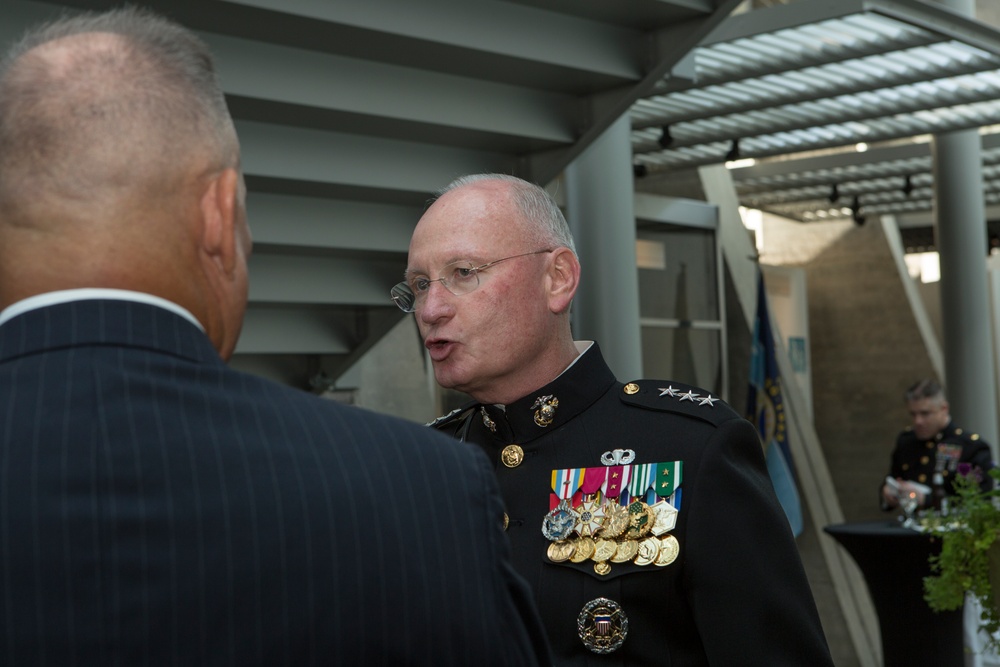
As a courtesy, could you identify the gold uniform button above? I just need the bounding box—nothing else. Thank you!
[972,433,981,441]
[920,456,929,465]
[955,428,964,435]
[623,383,639,395]
[502,512,509,531]
[902,464,910,471]
[925,441,935,449]
[501,444,524,468]
[918,474,927,483]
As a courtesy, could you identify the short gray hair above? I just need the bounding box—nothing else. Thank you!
[439,174,577,255]
[0,6,238,218]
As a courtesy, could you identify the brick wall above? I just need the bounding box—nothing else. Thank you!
[761,215,937,522]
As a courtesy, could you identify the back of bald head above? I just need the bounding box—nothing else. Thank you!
[0,6,238,231]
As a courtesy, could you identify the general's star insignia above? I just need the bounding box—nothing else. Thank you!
[698,395,719,407]
[678,390,700,402]
[658,386,680,397]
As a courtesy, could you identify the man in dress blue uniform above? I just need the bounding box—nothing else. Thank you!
[881,378,994,512]
[0,11,550,665]
[393,173,834,665]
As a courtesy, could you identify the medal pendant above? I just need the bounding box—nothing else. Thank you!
[592,538,618,563]
[625,501,652,538]
[574,500,606,537]
[634,537,661,566]
[655,535,680,566]
[600,502,629,538]
[570,537,596,563]
[611,539,639,563]
[547,540,575,563]
[541,500,576,541]
[650,499,678,536]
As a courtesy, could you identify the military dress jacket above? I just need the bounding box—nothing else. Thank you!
[434,344,833,666]
[887,421,995,497]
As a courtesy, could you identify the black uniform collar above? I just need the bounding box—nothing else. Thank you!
[479,342,617,446]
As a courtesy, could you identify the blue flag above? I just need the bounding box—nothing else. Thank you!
[746,273,804,536]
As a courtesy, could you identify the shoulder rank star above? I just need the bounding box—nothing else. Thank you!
[531,395,559,428]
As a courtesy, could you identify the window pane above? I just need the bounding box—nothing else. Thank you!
[641,327,722,394]
[637,227,718,322]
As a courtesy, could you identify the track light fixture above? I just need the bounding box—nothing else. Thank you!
[725,139,741,162]
[657,125,673,149]
[851,195,865,226]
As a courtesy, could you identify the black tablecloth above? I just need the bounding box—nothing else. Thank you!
[824,520,964,667]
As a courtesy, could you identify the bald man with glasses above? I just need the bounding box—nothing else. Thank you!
[394,173,834,666]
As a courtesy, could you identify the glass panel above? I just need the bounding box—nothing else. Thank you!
[641,327,722,395]
[637,227,719,322]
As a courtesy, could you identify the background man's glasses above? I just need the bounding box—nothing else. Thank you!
[391,249,553,313]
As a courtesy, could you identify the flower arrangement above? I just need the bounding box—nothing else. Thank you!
[922,464,1000,649]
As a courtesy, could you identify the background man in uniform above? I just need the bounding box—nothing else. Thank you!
[881,378,995,511]
[0,10,549,665]
[393,173,833,665]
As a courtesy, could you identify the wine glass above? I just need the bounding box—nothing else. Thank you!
[899,490,920,529]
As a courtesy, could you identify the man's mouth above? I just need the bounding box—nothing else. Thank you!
[425,337,454,362]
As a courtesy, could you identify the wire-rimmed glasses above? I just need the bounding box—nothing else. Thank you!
[390,249,553,313]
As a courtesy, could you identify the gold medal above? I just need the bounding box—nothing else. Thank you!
[655,535,680,566]
[592,538,618,563]
[634,537,661,566]
[600,502,629,538]
[547,540,575,563]
[570,536,596,563]
[501,444,524,468]
[611,539,638,563]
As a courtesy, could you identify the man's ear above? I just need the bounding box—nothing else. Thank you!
[546,247,580,314]
[199,168,240,276]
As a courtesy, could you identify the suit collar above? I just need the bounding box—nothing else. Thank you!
[0,299,222,367]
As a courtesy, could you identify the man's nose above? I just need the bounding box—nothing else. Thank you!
[417,281,455,322]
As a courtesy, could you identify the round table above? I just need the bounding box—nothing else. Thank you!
[824,520,964,667]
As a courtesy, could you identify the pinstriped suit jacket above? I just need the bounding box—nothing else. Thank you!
[0,299,550,666]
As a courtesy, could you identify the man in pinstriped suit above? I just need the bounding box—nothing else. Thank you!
[0,8,550,666]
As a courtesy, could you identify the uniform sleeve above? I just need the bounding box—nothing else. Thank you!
[681,417,834,666]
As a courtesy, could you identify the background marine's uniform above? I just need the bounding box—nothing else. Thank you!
[887,421,994,497]
[434,343,833,666]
